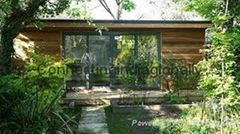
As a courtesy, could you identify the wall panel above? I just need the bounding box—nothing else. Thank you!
[161,29,205,64]
[16,31,62,60]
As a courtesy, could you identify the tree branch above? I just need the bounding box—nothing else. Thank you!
[116,0,122,20]
[98,0,116,20]
[224,0,229,15]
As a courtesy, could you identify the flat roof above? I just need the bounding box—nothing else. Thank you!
[39,19,211,24]
[26,19,211,29]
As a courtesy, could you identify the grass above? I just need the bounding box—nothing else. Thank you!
[104,105,158,134]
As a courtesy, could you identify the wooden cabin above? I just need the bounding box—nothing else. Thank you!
[16,20,211,90]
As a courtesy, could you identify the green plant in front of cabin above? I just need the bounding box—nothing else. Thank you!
[0,53,76,133]
[152,119,182,134]
[162,59,200,91]
[164,93,186,104]
[186,123,215,134]
[171,0,240,133]
[0,0,71,75]
[119,74,137,85]
[152,114,216,134]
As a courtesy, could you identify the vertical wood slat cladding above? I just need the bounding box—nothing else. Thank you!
[17,31,62,60]
[16,28,205,64]
[161,29,205,64]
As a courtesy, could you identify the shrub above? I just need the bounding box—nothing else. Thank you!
[0,54,74,133]
[152,119,182,134]
[188,124,214,134]
[164,93,186,104]
[119,74,137,85]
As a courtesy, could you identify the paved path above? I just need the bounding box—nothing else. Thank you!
[78,106,109,134]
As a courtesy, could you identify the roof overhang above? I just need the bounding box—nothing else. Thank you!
[27,19,212,29]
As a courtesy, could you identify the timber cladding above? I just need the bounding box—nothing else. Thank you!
[16,31,62,60]
[161,29,205,64]
[16,21,208,64]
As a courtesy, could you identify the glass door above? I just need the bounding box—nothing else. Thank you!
[89,35,111,86]
[64,35,87,88]
[64,34,111,88]
[64,33,160,89]
[112,34,161,89]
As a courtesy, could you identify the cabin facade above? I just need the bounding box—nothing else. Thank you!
[16,20,211,90]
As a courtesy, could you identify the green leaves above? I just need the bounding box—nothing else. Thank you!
[177,0,240,106]
[0,0,71,74]
[182,0,224,20]
[121,0,135,12]
[40,0,71,18]
[0,54,75,133]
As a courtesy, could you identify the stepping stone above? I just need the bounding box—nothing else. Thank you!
[78,106,109,134]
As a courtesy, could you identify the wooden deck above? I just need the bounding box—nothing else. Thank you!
[64,87,203,106]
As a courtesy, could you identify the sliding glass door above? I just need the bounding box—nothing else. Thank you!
[64,33,160,89]
[112,35,160,89]
[64,35,87,87]
[89,35,111,86]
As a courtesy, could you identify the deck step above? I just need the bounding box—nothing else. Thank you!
[64,90,203,106]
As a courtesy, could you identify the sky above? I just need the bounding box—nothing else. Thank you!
[51,0,204,20]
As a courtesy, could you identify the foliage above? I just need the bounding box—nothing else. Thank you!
[0,54,74,133]
[65,0,136,34]
[179,0,240,107]
[162,59,200,91]
[180,0,224,20]
[114,36,134,66]
[152,116,215,134]
[172,0,240,133]
[119,74,137,85]
[129,57,150,85]
[180,103,240,134]
[121,0,135,12]
[115,35,160,87]
[187,124,214,134]
[0,0,71,74]
[65,2,108,34]
[152,119,182,134]
[164,93,186,104]
[98,0,135,20]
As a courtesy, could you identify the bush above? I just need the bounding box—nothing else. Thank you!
[188,124,214,134]
[164,93,186,104]
[119,74,137,85]
[152,118,215,134]
[152,119,182,134]
[0,54,74,133]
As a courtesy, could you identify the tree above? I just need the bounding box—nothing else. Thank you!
[179,0,240,105]
[174,3,240,132]
[0,0,71,75]
[98,0,135,20]
[67,0,135,20]
[149,0,201,20]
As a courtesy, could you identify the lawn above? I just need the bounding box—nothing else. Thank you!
[105,105,182,134]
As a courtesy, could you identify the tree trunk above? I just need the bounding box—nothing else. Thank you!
[0,12,29,75]
[0,29,16,75]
